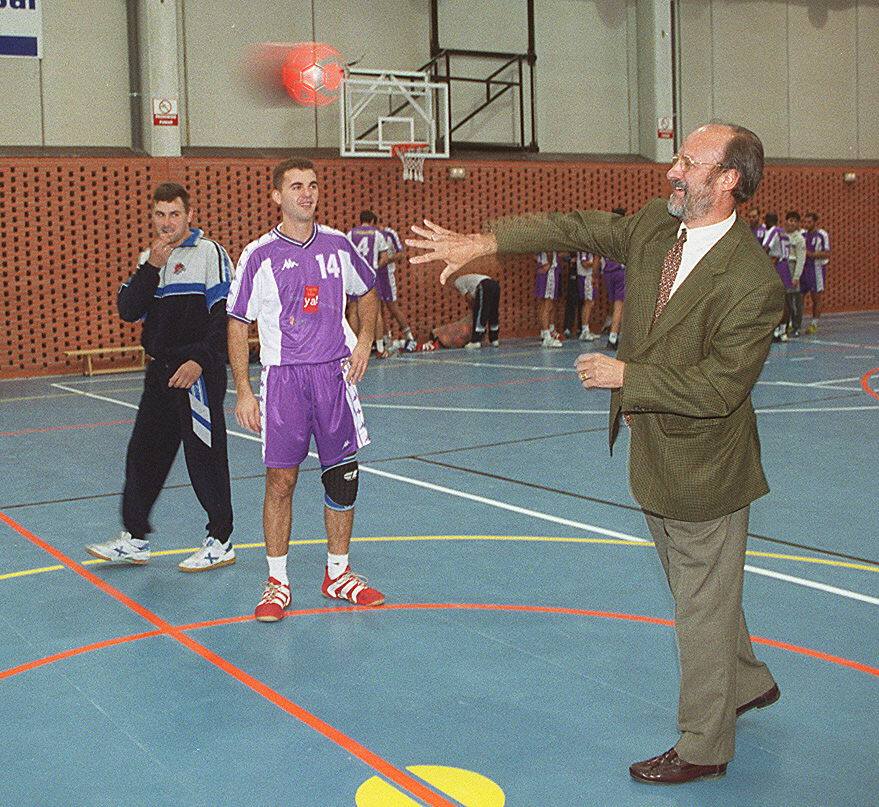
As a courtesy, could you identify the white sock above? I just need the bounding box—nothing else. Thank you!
[267,553,289,585]
[327,552,349,580]
[581,325,590,333]
[609,332,618,343]
[404,328,414,340]
[540,329,549,338]
[375,338,384,352]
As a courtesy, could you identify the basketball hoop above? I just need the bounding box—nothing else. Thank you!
[391,142,429,182]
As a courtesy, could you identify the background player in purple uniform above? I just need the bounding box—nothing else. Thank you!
[535,251,563,347]
[379,218,418,351]
[348,211,392,356]
[784,211,807,337]
[763,213,792,341]
[575,251,599,341]
[601,207,628,350]
[227,158,384,622]
[801,212,831,334]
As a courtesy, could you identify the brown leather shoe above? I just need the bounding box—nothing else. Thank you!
[736,683,781,717]
[629,747,727,785]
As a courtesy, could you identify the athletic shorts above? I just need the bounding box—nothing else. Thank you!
[603,269,626,302]
[774,260,793,290]
[800,264,825,294]
[577,272,593,302]
[375,267,397,302]
[534,266,561,300]
[260,359,369,468]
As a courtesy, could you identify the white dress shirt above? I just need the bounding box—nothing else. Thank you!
[669,210,737,298]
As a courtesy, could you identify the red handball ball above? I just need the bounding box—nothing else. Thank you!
[281,42,345,107]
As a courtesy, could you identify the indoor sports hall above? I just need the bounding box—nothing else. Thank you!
[1,2,877,807]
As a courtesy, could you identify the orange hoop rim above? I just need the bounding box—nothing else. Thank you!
[390,142,429,157]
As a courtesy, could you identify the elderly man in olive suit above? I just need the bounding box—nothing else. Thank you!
[406,122,784,786]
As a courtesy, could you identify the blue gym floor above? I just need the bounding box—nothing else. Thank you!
[1,311,878,807]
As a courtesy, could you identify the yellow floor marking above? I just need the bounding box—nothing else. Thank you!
[1,536,875,582]
[356,765,505,807]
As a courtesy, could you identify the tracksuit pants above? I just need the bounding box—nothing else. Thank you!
[470,278,501,342]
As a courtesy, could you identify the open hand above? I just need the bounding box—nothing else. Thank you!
[406,219,496,284]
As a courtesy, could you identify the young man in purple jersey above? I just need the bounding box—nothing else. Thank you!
[535,251,563,347]
[347,210,393,357]
[801,212,831,334]
[763,212,792,341]
[575,251,599,341]
[227,158,384,622]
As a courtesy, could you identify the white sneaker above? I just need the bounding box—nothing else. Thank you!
[578,329,597,342]
[464,341,482,350]
[541,334,563,348]
[85,531,150,565]
[489,339,500,347]
[403,339,418,352]
[178,536,236,572]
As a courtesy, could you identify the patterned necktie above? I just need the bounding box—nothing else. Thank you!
[652,228,687,325]
[623,228,688,428]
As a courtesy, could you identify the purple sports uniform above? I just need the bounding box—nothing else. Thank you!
[751,223,766,244]
[349,224,392,302]
[575,252,595,301]
[535,252,562,300]
[227,223,375,468]
[764,225,793,289]
[801,228,830,294]
[601,257,626,302]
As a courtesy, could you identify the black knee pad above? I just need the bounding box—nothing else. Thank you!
[321,458,359,510]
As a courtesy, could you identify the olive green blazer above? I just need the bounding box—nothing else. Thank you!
[493,199,785,520]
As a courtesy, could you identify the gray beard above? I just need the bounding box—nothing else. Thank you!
[666,185,714,223]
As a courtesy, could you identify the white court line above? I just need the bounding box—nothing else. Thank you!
[810,338,879,351]
[50,383,878,606]
[362,404,609,415]
[789,357,814,362]
[812,376,861,386]
[843,356,872,360]
[403,356,575,374]
[756,405,878,414]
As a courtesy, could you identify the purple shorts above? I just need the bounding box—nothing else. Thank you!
[603,269,626,302]
[534,266,561,300]
[260,359,369,468]
[577,273,593,302]
[375,267,397,302]
[800,264,826,294]
[775,260,793,290]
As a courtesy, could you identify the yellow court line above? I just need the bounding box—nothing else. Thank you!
[1,535,876,582]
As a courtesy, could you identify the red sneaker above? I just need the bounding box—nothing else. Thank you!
[321,567,385,606]
[254,576,291,622]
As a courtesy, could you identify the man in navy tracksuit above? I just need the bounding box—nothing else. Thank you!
[86,183,235,572]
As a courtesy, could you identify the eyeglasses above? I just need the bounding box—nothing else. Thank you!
[670,153,726,172]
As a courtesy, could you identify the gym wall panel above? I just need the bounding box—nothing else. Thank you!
[181,0,317,149]
[534,0,634,155]
[706,1,790,157]
[787,2,858,159]
[0,60,42,146]
[2,155,876,376]
[313,0,431,150]
[0,0,130,148]
[437,0,528,53]
[676,0,714,138]
[857,1,879,158]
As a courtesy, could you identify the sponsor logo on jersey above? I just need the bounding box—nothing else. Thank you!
[303,285,319,312]
[173,262,185,274]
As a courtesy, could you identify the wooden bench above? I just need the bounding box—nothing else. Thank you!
[65,345,146,376]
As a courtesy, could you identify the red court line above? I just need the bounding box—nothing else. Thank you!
[0,419,135,438]
[860,367,879,403]
[0,510,456,807]
[360,375,561,400]
[5,602,877,683]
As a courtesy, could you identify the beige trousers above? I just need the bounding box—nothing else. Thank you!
[644,505,777,765]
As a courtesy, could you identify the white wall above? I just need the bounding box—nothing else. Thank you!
[1,0,878,159]
[0,0,130,147]
[677,0,875,160]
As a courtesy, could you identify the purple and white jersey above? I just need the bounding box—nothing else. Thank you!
[348,225,389,271]
[601,257,625,274]
[382,227,403,272]
[751,223,766,244]
[228,223,375,366]
[764,226,790,263]
[575,252,595,277]
[536,252,561,271]
[803,228,830,270]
